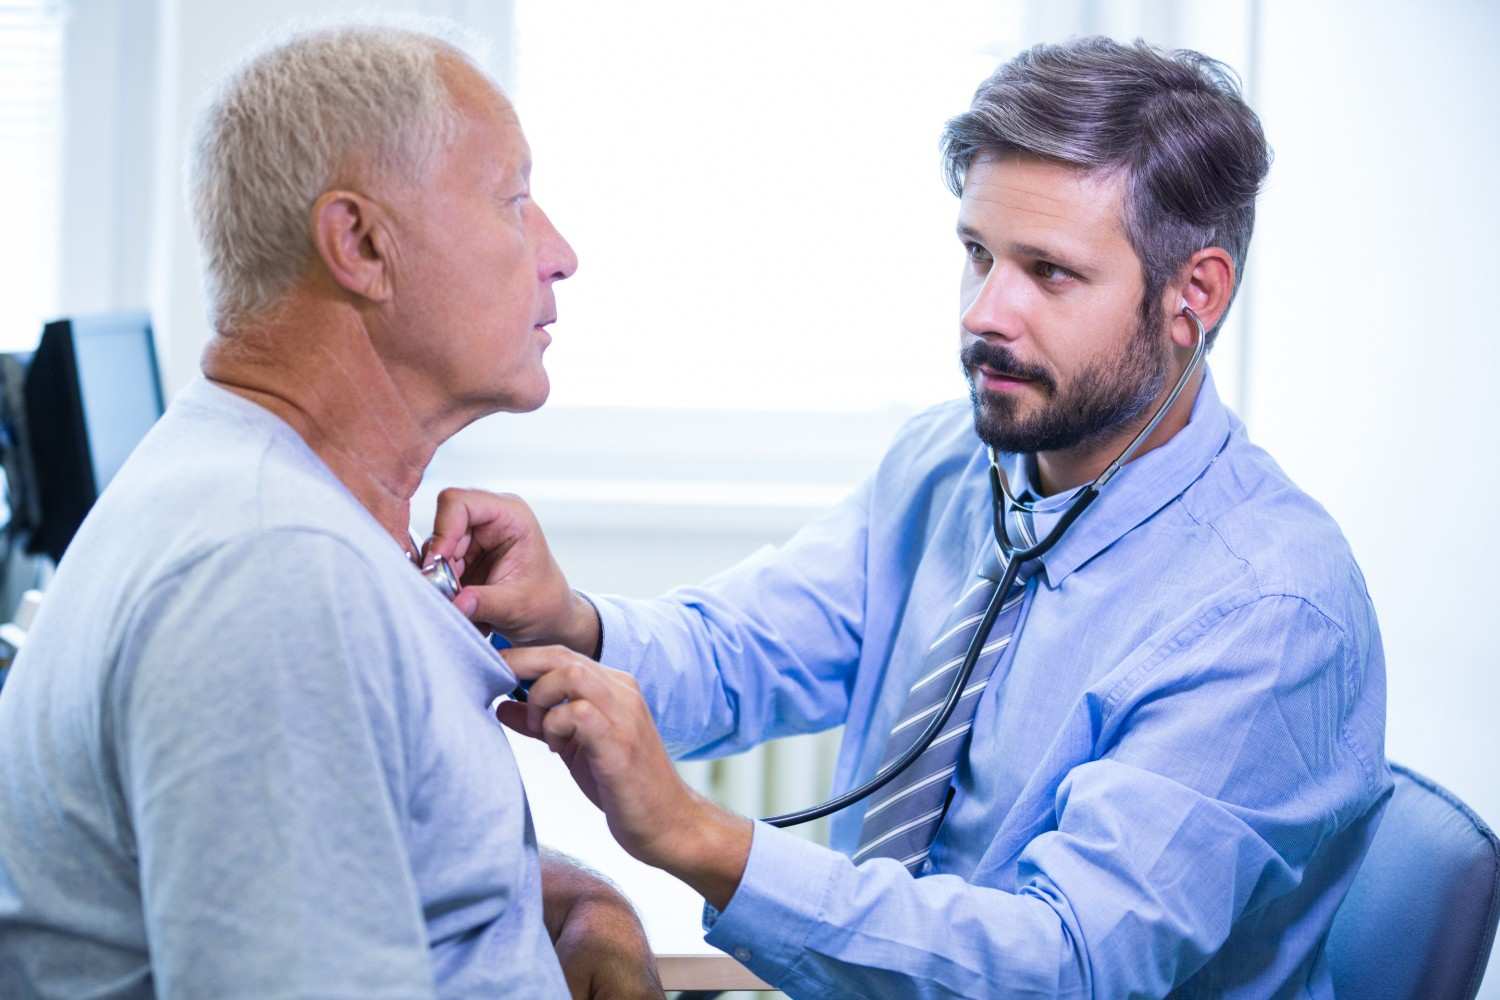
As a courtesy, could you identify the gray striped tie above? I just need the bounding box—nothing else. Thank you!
[854,500,1035,873]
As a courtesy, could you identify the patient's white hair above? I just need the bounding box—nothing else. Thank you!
[190,20,489,327]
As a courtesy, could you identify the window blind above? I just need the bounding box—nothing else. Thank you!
[0,1,65,352]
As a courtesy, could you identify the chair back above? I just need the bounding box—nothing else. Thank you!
[1327,763,1500,999]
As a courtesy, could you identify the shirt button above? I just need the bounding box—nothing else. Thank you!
[734,946,752,963]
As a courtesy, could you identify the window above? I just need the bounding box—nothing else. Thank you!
[435,2,1254,519]
[508,1,1024,414]
[0,0,64,352]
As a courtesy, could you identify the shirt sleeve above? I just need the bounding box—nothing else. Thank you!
[110,530,438,999]
[703,595,1388,998]
[590,478,873,757]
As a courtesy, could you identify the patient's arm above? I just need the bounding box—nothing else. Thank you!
[541,849,663,999]
[113,533,437,997]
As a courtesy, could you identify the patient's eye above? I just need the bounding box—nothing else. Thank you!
[500,187,530,211]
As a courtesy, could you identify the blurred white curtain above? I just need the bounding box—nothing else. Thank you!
[0,0,65,352]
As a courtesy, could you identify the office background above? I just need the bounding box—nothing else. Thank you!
[3,1,1497,994]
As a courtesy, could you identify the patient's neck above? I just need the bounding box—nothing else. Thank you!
[201,296,433,557]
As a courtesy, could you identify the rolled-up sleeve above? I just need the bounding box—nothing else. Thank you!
[700,594,1389,998]
[591,478,873,757]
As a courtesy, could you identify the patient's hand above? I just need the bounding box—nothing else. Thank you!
[426,488,600,652]
[541,850,663,1000]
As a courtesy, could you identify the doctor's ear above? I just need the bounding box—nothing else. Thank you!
[1168,247,1235,349]
[309,190,395,305]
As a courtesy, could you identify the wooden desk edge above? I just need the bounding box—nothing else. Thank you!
[655,953,773,991]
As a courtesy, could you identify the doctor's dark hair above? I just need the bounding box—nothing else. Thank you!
[941,37,1271,346]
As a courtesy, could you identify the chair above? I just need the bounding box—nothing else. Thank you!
[1327,763,1500,999]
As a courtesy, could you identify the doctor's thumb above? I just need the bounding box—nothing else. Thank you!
[453,588,480,619]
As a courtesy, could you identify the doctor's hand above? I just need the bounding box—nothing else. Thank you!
[497,646,752,912]
[426,488,600,652]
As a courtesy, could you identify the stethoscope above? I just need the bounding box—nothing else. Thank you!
[762,306,1208,828]
[408,309,1208,829]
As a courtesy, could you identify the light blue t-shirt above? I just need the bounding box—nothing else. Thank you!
[0,378,566,998]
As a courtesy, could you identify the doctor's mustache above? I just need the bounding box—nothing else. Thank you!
[960,340,1058,395]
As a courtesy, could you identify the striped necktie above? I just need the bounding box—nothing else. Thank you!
[853,498,1036,874]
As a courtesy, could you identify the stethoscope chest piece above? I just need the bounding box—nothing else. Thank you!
[420,555,461,602]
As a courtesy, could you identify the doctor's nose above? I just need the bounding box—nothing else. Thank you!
[960,269,1025,342]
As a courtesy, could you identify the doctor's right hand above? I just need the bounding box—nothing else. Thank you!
[498,646,752,913]
[426,488,601,653]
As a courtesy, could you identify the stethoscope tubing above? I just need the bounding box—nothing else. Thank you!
[764,553,1026,828]
[762,307,1207,830]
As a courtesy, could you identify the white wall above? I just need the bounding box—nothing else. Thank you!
[1249,0,1499,844]
[58,0,158,318]
[0,2,66,352]
[1247,3,1500,993]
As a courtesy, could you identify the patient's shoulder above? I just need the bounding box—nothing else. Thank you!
[40,382,406,670]
[90,378,390,566]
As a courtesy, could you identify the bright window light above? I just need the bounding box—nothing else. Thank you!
[0,0,63,352]
[510,2,1022,413]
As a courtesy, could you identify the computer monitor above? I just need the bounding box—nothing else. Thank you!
[21,312,164,563]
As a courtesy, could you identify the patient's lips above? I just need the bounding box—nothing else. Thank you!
[532,318,554,348]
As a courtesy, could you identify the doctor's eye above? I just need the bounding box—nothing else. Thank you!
[1031,260,1072,284]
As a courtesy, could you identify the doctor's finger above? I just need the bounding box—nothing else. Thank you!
[539,699,610,757]
[428,489,486,558]
[495,699,543,740]
[509,650,641,715]
[430,488,536,560]
[420,530,471,565]
[515,655,616,715]
[500,645,592,684]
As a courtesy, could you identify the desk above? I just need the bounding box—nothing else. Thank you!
[655,953,771,992]
[509,731,774,993]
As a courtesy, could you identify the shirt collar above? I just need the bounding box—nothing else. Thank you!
[997,367,1232,589]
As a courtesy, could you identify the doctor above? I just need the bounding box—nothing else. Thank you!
[432,37,1389,997]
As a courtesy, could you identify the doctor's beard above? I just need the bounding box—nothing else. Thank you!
[962,296,1170,456]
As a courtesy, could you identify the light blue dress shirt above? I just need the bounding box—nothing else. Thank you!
[593,371,1390,998]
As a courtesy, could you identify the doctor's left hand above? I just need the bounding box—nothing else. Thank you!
[497,647,752,912]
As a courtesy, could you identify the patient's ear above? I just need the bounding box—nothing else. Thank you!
[309,190,393,305]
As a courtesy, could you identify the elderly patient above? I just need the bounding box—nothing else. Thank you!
[0,25,656,999]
